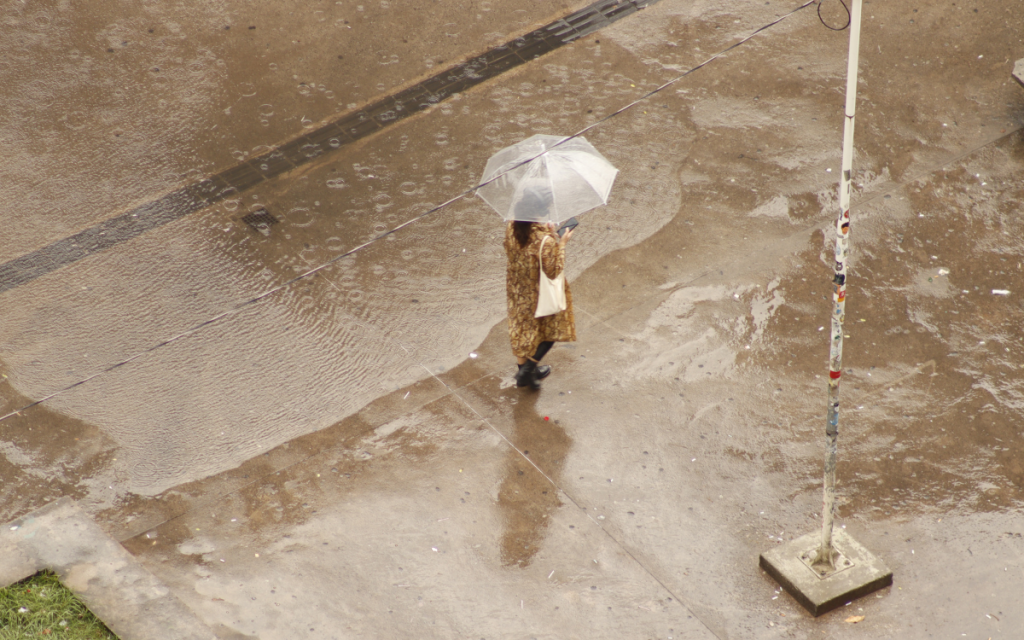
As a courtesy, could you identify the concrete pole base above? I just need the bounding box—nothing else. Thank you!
[1013,58,1024,88]
[759,528,892,617]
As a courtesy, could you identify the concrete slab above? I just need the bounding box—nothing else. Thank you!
[759,529,893,617]
[118,392,717,640]
[0,498,217,640]
[1014,58,1024,88]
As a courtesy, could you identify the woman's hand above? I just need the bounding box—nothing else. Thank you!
[546,221,573,247]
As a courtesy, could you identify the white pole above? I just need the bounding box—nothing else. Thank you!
[814,0,862,570]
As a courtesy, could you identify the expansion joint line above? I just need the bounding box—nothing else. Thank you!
[420,366,569,501]
[423,365,714,636]
[0,1,822,425]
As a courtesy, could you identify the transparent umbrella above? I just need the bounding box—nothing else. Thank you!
[476,134,618,223]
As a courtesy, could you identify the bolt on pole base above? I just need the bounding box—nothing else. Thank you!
[759,528,892,617]
[1013,58,1024,88]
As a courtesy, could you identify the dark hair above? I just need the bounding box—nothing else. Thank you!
[513,220,534,248]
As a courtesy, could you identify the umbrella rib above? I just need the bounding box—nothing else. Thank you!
[563,157,617,204]
[544,153,559,222]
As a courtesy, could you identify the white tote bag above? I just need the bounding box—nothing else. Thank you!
[535,236,567,318]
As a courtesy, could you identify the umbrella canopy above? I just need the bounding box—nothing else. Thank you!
[476,134,618,223]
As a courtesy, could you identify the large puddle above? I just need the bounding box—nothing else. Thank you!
[0,19,685,494]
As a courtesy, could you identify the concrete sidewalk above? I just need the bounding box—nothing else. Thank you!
[2,1,1024,638]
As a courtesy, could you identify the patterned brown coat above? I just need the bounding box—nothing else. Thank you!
[504,222,576,358]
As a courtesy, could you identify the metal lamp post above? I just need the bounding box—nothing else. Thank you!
[759,0,893,616]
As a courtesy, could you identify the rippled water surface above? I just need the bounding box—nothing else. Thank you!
[0,5,685,494]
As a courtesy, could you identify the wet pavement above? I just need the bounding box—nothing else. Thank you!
[2,0,1024,637]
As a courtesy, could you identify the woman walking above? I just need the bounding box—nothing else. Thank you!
[504,218,576,390]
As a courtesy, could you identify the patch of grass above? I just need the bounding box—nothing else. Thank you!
[0,570,119,639]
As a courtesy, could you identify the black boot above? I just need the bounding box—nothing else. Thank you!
[515,361,542,390]
[516,364,550,383]
[527,342,553,384]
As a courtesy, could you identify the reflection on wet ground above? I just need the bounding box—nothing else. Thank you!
[116,379,703,639]
[497,389,570,567]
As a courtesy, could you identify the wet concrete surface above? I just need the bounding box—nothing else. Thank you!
[1,498,217,639]
[2,0,1024,637]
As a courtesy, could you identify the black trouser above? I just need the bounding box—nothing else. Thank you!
[531,341,554,362]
